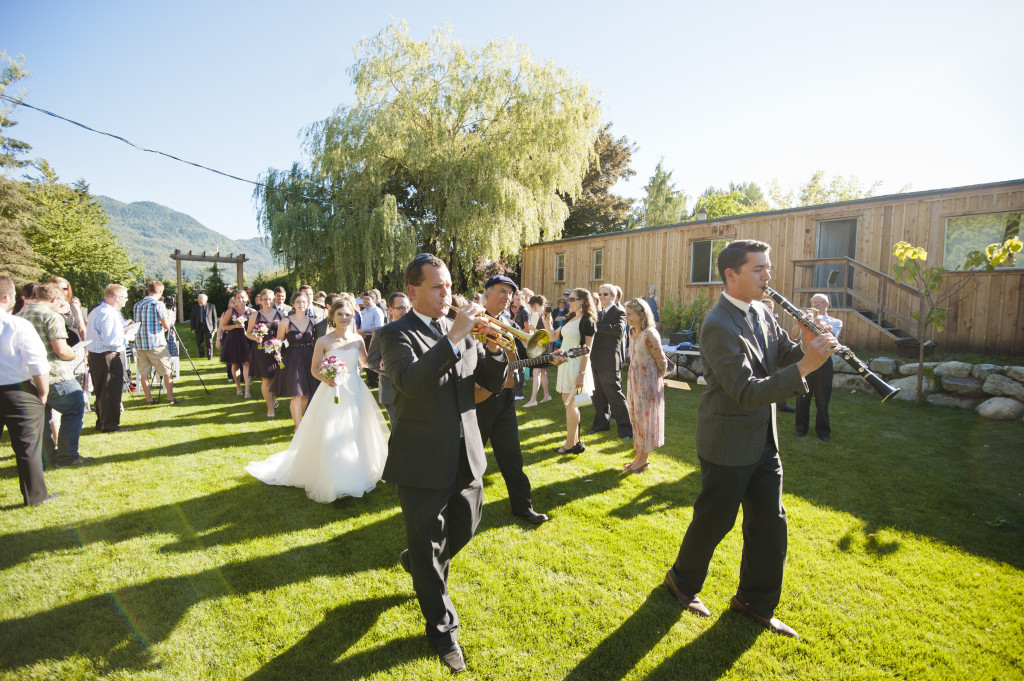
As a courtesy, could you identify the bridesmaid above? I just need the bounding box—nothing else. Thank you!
[219,290,254,398]
[272,292,316,430]
[551,288,596,454]
[622,298,668,473]
[246,289,284,418]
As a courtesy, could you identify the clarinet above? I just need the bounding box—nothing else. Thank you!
[763,287,900,403]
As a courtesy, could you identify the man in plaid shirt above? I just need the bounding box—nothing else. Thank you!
[132,281,181,405]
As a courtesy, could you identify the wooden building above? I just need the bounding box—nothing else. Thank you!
[522,179,1024,355]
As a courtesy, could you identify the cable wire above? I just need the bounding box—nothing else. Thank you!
[0,93,370,213]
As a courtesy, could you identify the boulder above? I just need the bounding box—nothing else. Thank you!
[690,358,706,376]
[926,394,981,410]
[938,375,985,398]
[869,357,898,375]
[982,374,1024,401]
[971,364,1003,380]
[834,356,859,374]
[933,361,973,379]
[887,375,934,402]
[899,362,940,376]
[832,373,872,392]
[976,397,1024,420]
[1005,366,1024,383]
[674,366,697,382]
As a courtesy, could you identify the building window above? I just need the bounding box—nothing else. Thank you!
[944,211,1021,269]
[690,238,729,283]
[554,253,565,282]
[592,250,603,280]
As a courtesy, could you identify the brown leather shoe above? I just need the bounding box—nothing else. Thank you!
[663,571,711,617]
[729,596,799,638]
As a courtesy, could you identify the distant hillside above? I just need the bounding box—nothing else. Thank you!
[96,196,282,280]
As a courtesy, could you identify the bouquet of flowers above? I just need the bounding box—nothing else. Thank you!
[252,322,269,340]
[319,355,350,404]
[231,312,248,327]
[263,337,285,369]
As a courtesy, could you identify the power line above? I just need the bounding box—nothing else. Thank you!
[0,93,370,213]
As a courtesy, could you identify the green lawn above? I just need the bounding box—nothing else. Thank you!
[2,327,1023,680]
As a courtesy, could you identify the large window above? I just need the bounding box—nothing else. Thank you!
[690,238,729,283]
[554,253,565,282]
[944,211,1021,269]
[592,250,603,280]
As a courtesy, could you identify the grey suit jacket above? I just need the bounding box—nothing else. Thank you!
[696,295,807,466]
[366,326,393,406]
[380,312,507,489]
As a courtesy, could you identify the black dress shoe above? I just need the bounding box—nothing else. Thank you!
[57,456,95,468]
[777,403,796,413]
[818,435,830,442]
[437,642,466,674]
[513,509,549,524]
[729,596,799,638]
[793,431,807,437]
[588,427,609,434]
[620,434,633,440]
[399,549,411,574]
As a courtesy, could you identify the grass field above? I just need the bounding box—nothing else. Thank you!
[2,326,1023,680]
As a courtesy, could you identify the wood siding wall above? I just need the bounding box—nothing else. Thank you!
[522,182,1024,355]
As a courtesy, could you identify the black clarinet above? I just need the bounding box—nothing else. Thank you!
[764,286,900,403]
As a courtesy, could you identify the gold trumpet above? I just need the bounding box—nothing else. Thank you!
[480,314,550,359]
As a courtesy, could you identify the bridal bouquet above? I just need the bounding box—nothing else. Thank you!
[263,337,285,369]
[231,312,248,327]
[319,356,350,404]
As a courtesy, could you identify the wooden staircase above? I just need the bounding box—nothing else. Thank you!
[788,257,922,343]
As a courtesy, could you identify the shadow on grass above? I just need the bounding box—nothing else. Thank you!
[563,586,761,681]
[244,595,420,681]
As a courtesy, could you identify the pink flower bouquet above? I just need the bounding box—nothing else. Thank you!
[263,337,285,369]
[319,355,350,404]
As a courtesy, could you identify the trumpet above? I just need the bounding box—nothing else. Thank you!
[445,308,550,359]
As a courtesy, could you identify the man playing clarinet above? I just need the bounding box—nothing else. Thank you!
[662,239,838,638]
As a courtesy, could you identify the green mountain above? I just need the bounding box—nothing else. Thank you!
[96,196,282,280]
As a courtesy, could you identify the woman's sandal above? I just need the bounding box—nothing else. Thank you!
[624,461,650,474]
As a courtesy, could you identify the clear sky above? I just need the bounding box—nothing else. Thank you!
[5,0,1022,241]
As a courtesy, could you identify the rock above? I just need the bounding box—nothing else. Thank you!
[938,376,985,398]
[899,362,940,376]
[926,394,981,410]
[833,356,859,374]
[933,361,973,379]
[887,375,934,402]
[869,357,898,375]
[982,374,1024,401]
[675,366,697,381]
[971,364,1003,380]
[696,375,707,386]
[976,397,1024,420]
[690,358,706,376]
[1005,366,1024,382]
[832,374,872,392]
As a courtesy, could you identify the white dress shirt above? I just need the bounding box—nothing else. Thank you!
[0,309,49,383]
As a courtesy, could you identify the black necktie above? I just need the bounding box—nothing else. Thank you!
[431,319,446,341]
[749,307,767,356]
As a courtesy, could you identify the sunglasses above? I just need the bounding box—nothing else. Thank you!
[568,297,579,301]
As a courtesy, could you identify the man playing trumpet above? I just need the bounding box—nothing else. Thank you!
[379,254,508,674]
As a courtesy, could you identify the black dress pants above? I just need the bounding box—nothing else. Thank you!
[88,351,124,431]
[194,327,213,359]
[670,437,788,619]
[396,445,482,652]
[475,389,533,514]
[591,368,632,436]
[0,383,50,506]
[795,360,833,438]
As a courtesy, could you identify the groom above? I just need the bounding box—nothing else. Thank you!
[380,253,508,674]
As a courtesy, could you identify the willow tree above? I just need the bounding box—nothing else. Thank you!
[258,21,600,291]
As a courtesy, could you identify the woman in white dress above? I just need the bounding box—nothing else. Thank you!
[551,288,596,454]
[245,297,390,502]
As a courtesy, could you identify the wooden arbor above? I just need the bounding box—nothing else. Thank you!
[169,249,248,322]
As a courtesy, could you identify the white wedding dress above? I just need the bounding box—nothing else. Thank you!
[245,345,390,502]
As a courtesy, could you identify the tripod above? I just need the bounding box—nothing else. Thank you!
[155,326,210,401]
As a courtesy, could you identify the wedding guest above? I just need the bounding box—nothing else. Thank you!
[19,283,91,467]
[219,290,254,398]
[246,289,284,418]
[272,292,316,430]
[300,285,324,322]
[0,275,56,505]
[622,298,667,473]
[132,281,180,406]
[85,284,130,433]
[359,290,386,388]
[366,292,411,423]
[246,296,390,501]
[551,288,596,454]
[522,294,554,407]
[190,293,217,360]
[794,294,842,442]
[50,276,89,413]
[646,284,660,325]
[273,286,291,315]
[763,298,796,413]
[591,283,633,439]
[13,282,37,314]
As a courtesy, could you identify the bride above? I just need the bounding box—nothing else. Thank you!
[245,296,390,502]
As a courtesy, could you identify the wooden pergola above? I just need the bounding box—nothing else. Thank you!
[169,249,248,322]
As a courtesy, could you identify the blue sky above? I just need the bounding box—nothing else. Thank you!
[5,0,1022,241]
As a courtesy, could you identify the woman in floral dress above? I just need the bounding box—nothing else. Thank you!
[623,298,667,473]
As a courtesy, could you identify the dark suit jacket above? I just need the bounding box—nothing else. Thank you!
[592,303,627,372]
[366,326,393,406]
[380,313,507,489]
[696,295,806,466]
[190,303,216,332]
